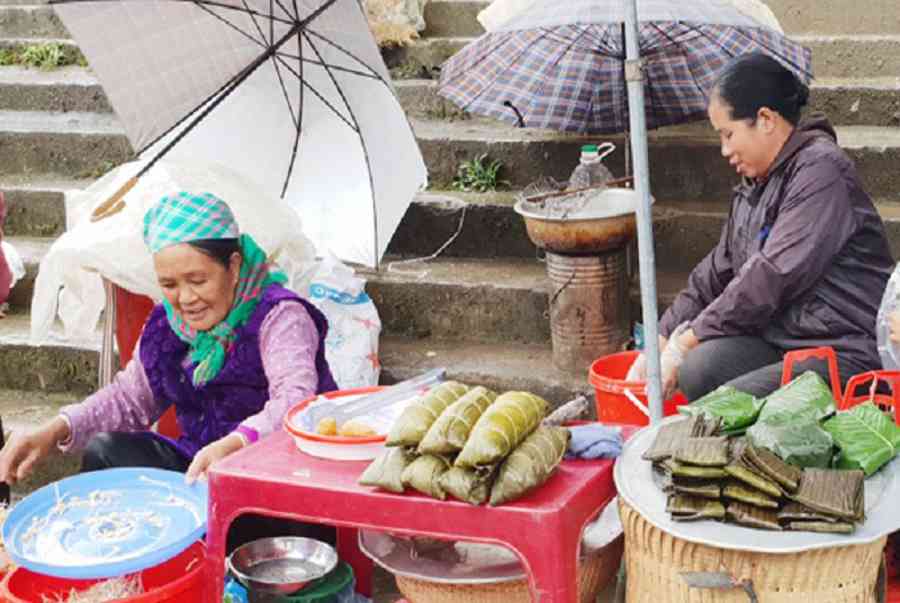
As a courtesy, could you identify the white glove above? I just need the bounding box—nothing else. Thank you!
[625,352,646,382]
[660,322,691,399]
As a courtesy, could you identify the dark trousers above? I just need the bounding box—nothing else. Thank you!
[82,432,335,552]
[677,336,862,401]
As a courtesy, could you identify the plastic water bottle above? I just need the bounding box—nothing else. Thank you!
[567,143,615,190]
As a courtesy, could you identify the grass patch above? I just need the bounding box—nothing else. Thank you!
[452,153,509,193]
[0,42,86,70]
[76,160,118,180]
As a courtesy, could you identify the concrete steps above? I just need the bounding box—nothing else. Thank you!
[0,387,81,500]
[0,173,89,236]
[796,34,900,80]
[0,66,110,113]
[0,314,99,394]
[411,118,900,200]
[0,5,66,38]
[9,193,900,320]
[6,112,899,203]
[767,0,900,35]
[4,235,49,312]
[0,109,132,177]
[5,66,897,128]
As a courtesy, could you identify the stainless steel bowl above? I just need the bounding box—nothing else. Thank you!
[514,187,650,253]
[227,537,338,595]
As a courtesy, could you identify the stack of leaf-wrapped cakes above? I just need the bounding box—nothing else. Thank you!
[359,382,569,506]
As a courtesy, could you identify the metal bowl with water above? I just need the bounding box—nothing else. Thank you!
[514,187,651,253]
[227,537,338,595]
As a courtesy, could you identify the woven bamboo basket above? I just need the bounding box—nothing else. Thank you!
[394,536,623,603]
[620,500,886,603]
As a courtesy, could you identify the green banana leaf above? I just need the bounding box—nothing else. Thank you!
[678,386,763,432]
[757,371,835,424]
[747,420,834,468]
[823,402,900,476]
[746,371,836,468]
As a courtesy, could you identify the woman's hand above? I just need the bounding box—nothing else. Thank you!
[625,335,668,381]
[185,433,246,485]
[0,417,70,485]
[890,310,900,344]
[660,324,699,399]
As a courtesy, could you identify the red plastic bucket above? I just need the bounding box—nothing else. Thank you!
[589,351,688,426]
[0,541,205,602]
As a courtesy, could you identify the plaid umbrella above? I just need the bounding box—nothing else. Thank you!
[439,0,813,133]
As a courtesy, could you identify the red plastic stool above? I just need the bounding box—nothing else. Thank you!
[841,370,900,425]
[781,346,842,402]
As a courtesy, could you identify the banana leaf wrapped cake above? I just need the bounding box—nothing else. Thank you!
[440,466,494,505]
[358,447,416,493]
[386,381,470,447]
[402,454,454,500]
[418,386,497,455]
[489,425,570,506]
[456,391,549,469]
[647,416,868,534]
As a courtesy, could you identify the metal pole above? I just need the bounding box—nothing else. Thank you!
[623,0,664,422]
[99,279,117,388]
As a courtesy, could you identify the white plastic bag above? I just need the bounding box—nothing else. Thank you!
[307,253,381,389]
[31,159,318,345]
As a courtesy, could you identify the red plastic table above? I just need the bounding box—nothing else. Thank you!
[204,428,632,603]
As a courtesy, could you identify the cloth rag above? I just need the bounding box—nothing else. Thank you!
[566,424,623,460]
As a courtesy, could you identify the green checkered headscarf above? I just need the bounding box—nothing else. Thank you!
[143,192,286,387]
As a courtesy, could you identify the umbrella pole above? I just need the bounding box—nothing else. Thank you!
[623,0,664,422]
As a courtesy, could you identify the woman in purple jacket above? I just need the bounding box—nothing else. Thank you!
[627,53,893,400]
[0,192,337,486]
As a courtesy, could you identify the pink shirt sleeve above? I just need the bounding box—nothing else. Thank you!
[236,301,320,443]
[58,301,320,451]
[58,341,169,453]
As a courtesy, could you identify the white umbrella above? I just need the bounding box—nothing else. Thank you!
[50,0,428,268]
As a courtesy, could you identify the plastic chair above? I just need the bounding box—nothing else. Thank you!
[780,346,842,402]
[840,370,900,426]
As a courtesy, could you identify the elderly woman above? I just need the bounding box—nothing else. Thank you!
[628,53,894,399]
[0,192,336,485]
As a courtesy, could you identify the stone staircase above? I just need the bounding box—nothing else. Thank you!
[1,0,899,505]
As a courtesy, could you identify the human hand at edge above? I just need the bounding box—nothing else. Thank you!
[890,310,900,344]
[624,335,668,382]
[185,433,246,485]
[0,416,69,485]
[660,323,698,399]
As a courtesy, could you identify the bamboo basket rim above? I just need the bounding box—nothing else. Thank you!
[395,537,623,603]
[619,499,886,603]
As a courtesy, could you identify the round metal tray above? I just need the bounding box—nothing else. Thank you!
[614,415,900,554]
[358,531,526,585]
